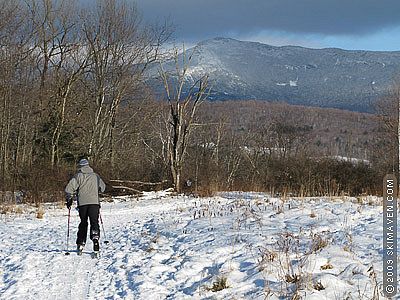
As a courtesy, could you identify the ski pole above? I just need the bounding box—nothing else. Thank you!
[65,208,71,255]
[99,210,109,244]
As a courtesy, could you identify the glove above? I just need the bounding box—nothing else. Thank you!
[65,194,73,209]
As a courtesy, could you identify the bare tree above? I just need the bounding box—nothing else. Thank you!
[22,0,81,166]
[0,0,36,184]
[81,0,169,167]
[375,83,400,175]
[159,47,210,193]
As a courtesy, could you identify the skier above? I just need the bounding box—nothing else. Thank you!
[65,158,106,255]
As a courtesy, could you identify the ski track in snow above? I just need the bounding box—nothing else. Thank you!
[0,191,396,299]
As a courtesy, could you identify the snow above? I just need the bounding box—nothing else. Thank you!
[276,79,298,87]
[330,155,370,165]
[0,191,394,299]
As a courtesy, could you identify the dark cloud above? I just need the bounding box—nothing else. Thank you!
[136,0,400,42]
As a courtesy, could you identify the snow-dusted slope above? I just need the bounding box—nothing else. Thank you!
[152,38,400,112]
[0,192,390,299]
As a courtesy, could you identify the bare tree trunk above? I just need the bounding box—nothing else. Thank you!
[159,47,210,193]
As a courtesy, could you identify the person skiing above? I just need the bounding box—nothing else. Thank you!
[65,158,106,255]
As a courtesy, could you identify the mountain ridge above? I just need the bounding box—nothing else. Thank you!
[152,37,400,112]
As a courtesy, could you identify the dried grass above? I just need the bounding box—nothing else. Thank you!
[36,205,45,219]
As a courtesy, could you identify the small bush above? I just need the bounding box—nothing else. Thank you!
[310,233,329,253]
[343,233,353,252]
[313,280,325,291]
[1,204,25,214]
[0,205,12,214]
[320,263,333,270]
[258,248,278,271]
[285,274,300,283]
[209,276,229,292]
[36,206,45,219]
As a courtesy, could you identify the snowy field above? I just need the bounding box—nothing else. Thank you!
[0,191,392,299]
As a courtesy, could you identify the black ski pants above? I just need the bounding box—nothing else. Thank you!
[76,204,100,245]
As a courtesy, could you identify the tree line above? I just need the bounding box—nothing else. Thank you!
[0,0,169,196]
[0,0,392,202]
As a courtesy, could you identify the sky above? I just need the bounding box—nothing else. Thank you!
[135,0,400,51]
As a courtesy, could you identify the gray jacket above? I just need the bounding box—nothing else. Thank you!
[65,166,106,207]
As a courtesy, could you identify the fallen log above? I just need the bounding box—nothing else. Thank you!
[109,179,168,186]
[111,186,142,194]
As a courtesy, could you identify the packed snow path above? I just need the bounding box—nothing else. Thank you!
[0,192,393,299]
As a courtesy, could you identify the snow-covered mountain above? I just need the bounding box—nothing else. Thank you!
[153,37,400,112]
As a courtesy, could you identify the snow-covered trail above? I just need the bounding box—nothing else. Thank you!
[0,194,188,300]
[0,206,102,300]
[0,192,395,299]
